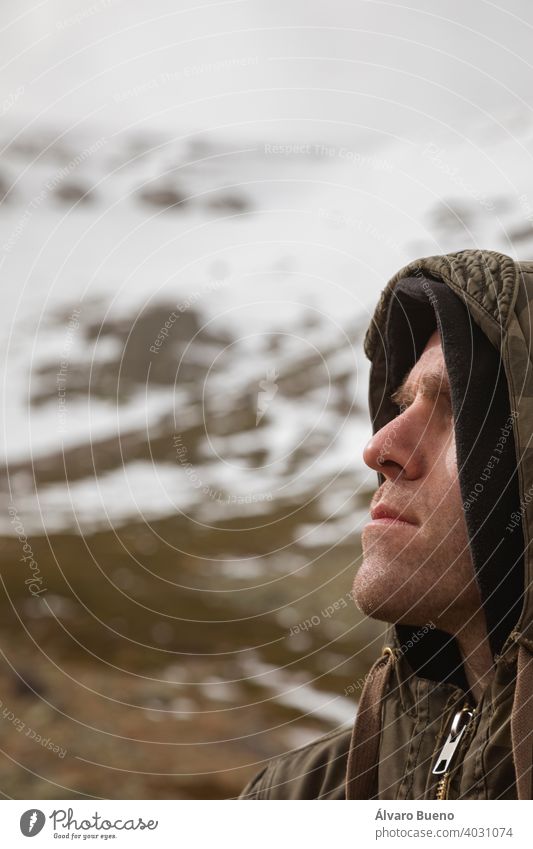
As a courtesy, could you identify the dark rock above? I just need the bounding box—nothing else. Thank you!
[137,185,188,210]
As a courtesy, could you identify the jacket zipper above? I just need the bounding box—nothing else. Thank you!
[432,705,474,800]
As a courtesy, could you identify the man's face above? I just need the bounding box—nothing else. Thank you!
[352,329,481,633]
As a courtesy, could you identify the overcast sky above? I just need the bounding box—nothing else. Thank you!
[1,0,533,145]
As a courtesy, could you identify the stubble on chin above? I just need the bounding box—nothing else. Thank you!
[352,529,428,623]
[352,535,391,619]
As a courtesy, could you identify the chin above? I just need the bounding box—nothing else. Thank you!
[352,571,392,621]
[352,560,426,624]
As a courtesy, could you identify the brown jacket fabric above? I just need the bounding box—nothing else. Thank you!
[239,250,533,800]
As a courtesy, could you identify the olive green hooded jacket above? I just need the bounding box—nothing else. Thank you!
[239,249,533,801]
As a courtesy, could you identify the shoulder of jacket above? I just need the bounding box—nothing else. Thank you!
[238,726,352,800]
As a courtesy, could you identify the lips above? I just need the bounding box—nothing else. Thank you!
[370,503,417,525]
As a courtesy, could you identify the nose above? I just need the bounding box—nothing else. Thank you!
[363,407,425,480]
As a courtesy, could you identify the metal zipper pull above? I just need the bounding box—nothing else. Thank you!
[432,706,474,775]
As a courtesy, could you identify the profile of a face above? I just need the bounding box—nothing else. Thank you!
[353,329,482,634]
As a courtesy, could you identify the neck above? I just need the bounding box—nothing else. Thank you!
[453,614,495,702]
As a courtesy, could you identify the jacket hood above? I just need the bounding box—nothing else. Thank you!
[363,249,533,689]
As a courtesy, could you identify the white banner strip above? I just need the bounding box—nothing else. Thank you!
[2,799,532,848]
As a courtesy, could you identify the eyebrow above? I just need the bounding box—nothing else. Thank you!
[391,368,451,408]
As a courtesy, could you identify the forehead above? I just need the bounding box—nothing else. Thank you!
[411,329,445,375]
[391,328,450,406]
